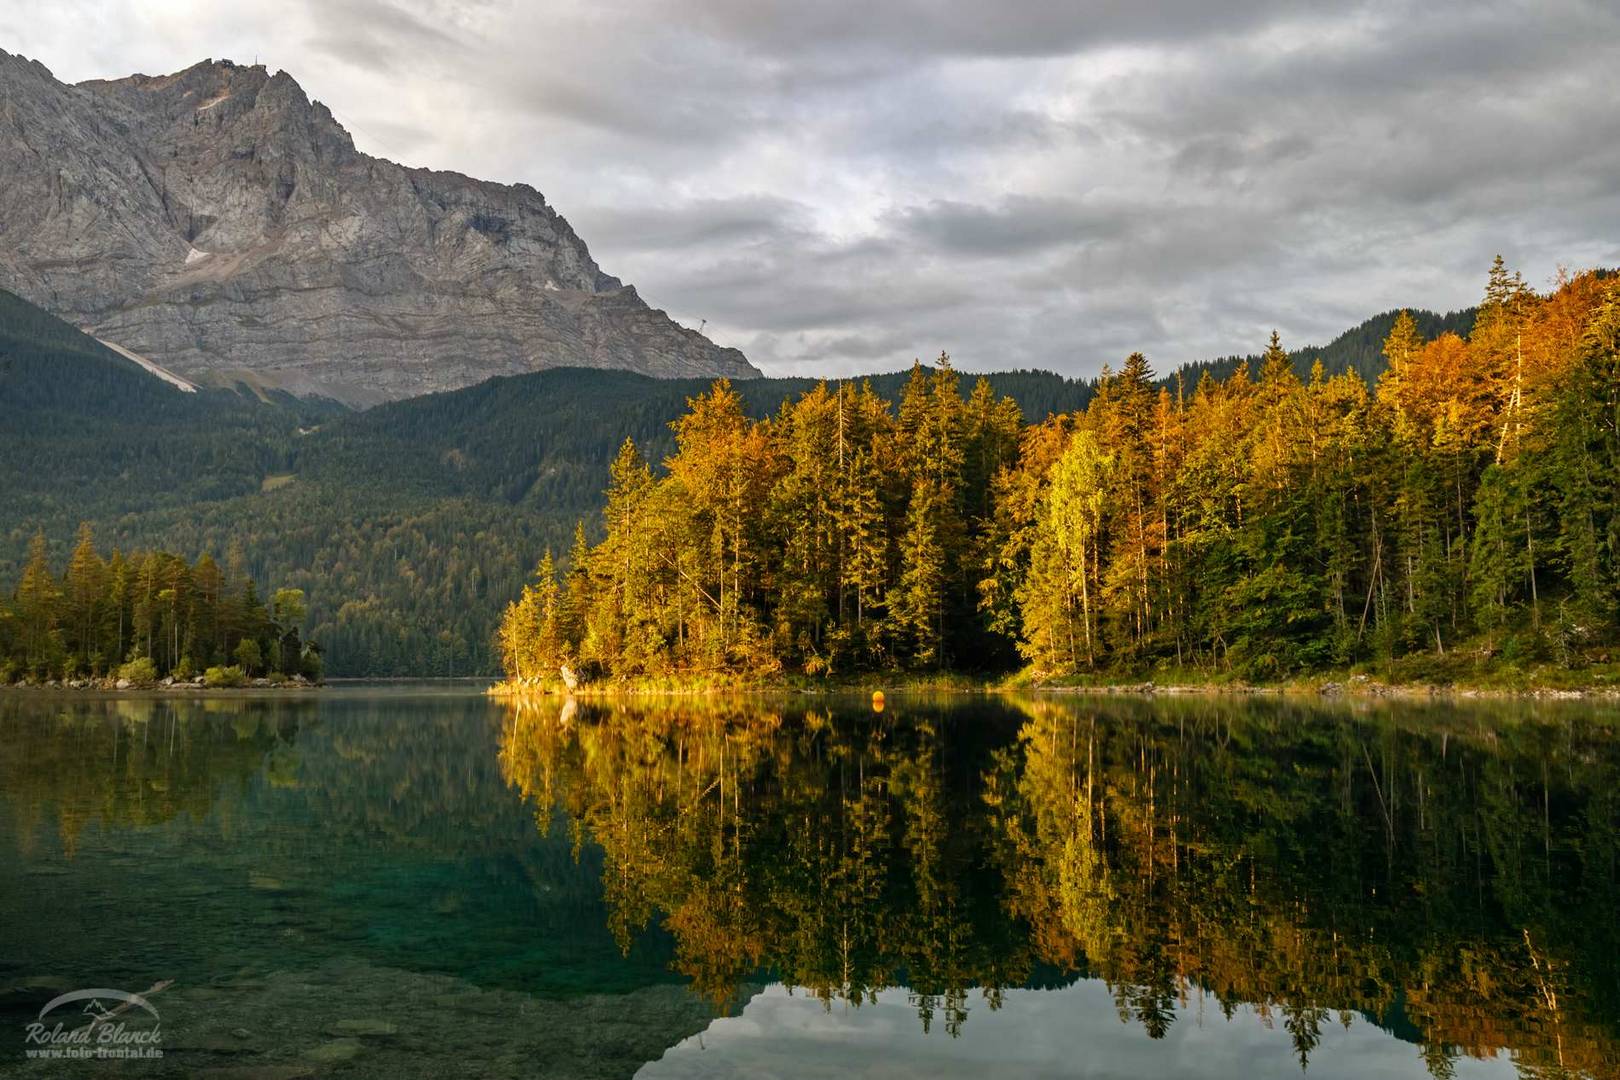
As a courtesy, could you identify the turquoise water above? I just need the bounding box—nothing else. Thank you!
[0,686,1616,1078]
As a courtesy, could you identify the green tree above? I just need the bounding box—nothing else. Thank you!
[235,637,263,676]
[63,522,106,673]
[890,479,951,667]
[837,447,889,633]
[14,531,63,675]
[1548,284,1620,636]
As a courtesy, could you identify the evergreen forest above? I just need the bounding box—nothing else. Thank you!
[0,524,320,685]
[497,262,1620,685]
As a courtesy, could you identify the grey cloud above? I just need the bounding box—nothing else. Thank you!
[666,247,973,335]
[303,0,471,74]
[888,197,1125,256]
[821,331,932,364]
[4,0,1616,379]
[683,0,1350,60]
[1171,132,1315,185]
[575,195,814,253]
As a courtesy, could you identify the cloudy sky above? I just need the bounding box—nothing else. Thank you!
[5,0,1617,378]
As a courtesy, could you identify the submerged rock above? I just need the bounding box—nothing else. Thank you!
[302,1037,364,1063]
[328,1018,398,1037]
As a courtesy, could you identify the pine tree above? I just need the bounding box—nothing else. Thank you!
[1549,283,1620,635]
[837,447,888,632]
[105,550,131,665]
[891,479,950,667]
[192,553,223,664]
[962,376,1022,524]
[14,531,63,675]
[1469,464,1531,637]
[499,551,566,681]
[475,270,1620,686]
[559,522,592,652]
[63,522,106,673]
[769,383,841,657]
[1095,353,1158,653]
[666,382,778,662]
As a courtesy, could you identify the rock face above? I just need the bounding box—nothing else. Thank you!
[0,51,758,404]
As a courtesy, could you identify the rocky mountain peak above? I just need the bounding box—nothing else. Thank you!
[0,50,757,404]
[81,58,355,159]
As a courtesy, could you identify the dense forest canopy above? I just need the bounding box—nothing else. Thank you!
[498,261,1620,683]
[4,263,1610,679]
[0,287,1089,675]
[0,524,320,685]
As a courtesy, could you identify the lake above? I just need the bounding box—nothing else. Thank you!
[0,686,1615,1078]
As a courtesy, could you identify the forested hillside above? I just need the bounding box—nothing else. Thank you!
[298,366,1094,508]
[0,288,340,525]
[1175,306,1478,388]
[0,290,1090,675]
[74,368,1088,677]
[498,262,1619,685]
[11,273,1593,681]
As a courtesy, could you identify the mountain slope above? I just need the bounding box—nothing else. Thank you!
[0,287,338,527]
[0,281,1089,674]
[0,286,1467,676]
[295,366,1093,510]
[1176,306,1478,388]
[0,50,758,405]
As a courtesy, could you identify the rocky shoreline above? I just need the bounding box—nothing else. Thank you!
[1,674,320,692]
[487,673,1620,702]
[1027,674,1620,701]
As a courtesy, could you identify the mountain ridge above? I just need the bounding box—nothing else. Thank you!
[0,49,759,404]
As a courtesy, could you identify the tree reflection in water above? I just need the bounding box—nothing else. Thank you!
[499,693,1620,1077]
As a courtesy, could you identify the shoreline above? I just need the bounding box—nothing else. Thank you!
[0,678,321,694]
[485,672,1620,702]
[8,677,1614,701]
[1023,680,1620,702]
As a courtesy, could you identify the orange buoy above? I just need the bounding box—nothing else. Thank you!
[871,690,885,713]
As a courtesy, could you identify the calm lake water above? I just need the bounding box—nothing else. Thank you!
[0,686,1616,1079]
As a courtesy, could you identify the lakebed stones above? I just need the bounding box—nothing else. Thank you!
[327,1019,398,1038]
[301,1038,363,1063]
[85,958,727,1079]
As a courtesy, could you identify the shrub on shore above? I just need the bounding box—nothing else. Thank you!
[203,664,248,688]
[116,656,158,685]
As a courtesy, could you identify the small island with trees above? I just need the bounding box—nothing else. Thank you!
[0,525,322,690]
[493,262,1620,696]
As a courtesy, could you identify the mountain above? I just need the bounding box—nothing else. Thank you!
[0,287,339,527]
[0,50,759,405]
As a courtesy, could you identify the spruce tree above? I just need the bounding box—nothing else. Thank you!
[63,522,106,673]
[15,531,62,675]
